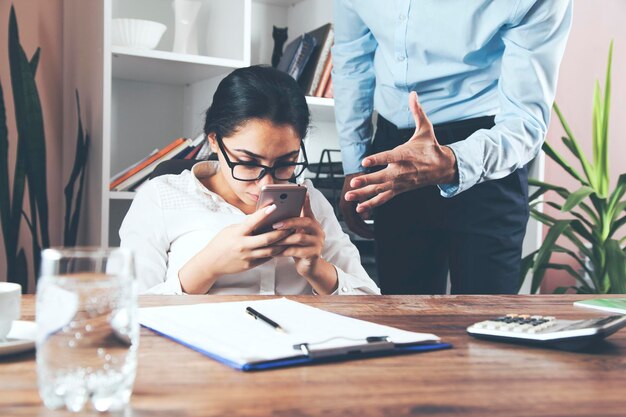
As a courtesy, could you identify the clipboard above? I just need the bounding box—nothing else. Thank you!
[139,298,452,371]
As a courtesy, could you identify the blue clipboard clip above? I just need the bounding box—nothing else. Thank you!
[293,336,395,359]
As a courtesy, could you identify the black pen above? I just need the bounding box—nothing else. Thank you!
[246,306,286,333]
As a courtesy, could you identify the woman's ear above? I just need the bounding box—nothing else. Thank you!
[207,133,218,154]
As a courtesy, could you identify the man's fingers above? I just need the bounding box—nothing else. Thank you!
[361,148,402,168]
[409,91,432,133]
[348,169,389,191]
[345,182,392,203]
[241,204,277,234]
[356,190,394,213]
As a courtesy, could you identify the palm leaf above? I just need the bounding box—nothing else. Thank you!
[599,40,613,197]
[553,244,593,276]
[519,250,537,292]
[528,179,599,224]
[605,239,626,293]
[592,81,602,188]
[562,186,595,212]
[541,140,589,186]
[531,220,572,293]
[553,103,596,187]
[607,173,626,217]
[544,263,587,287]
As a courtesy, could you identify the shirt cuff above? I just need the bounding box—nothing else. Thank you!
[340,140,370,175]
[438,139,483,198]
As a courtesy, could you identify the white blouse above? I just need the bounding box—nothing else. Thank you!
[119,161,380,295]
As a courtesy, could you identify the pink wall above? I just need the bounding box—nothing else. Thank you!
[542,0,626,291]
[0,0,63,290]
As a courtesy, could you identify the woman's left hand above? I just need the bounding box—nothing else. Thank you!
[272,195,338,294]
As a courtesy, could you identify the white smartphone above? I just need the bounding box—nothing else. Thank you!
[253,184,307,235]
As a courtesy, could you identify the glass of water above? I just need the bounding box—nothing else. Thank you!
[36,247,139,412]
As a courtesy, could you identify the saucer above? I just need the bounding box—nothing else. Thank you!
[0,320,36,356]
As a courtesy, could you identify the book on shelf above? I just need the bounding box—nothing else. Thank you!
[276,33,317,82]
[297,23,334,96]
[109,148,159,184]
[110,134,206,192]
[314,54,333,97]
[110,138,188,191]
[322,75,333,98]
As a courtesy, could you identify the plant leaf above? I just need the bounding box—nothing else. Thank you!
[518,251,537,293]
[13,248,28,293]
[531,220,572,294]
[0,80,11,261]
[562,186,595,212]
[29,47,40,77]
[600,40,613,197]
[592,80,602,186]
[607,173,626,217]
[605,239,626,293]
[64,91,89,246]
[541,140,589,186]
[552,103,596,188]
[9,6,49,249]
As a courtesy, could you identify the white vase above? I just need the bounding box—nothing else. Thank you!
[172,0,201,55]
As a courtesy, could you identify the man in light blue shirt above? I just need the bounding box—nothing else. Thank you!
[333,0,572,294]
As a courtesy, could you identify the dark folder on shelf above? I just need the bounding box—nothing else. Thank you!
[139,298,451,371]
[276,33,318,81]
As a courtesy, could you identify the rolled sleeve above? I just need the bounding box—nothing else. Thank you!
[333,0,378,175]
[439,0,572,197]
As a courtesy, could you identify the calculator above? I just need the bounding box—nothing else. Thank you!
[467,313,626,350]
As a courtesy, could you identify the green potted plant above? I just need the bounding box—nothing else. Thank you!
[520,41,626,294]
[1,5,89,292]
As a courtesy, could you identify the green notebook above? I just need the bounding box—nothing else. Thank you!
[574,298,626,314]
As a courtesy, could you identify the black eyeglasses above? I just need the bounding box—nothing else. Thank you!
[215,135,309,182]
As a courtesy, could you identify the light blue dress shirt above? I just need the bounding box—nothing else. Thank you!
[332,0,573,196]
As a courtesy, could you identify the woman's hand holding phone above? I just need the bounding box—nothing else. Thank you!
[178,204,293,294]
[272,195,339,294]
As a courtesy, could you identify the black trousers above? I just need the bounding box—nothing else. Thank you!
[372,115,529,295]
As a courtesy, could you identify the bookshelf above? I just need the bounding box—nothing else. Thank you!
[63,0,336,246]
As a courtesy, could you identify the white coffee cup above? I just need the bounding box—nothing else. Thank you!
[0,282,21,341]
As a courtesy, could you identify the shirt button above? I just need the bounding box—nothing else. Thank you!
[341,287,349,293]
[398,14,406,21]
[397,55,405,62]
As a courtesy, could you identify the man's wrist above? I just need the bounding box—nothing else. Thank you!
[441,145,459,185]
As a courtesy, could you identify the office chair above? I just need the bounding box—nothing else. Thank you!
[149,154,217,180]
[307,149,344,216]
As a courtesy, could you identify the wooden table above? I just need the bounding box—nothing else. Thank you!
[2,295,625,417]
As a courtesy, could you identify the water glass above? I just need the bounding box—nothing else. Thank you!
[36,248,139,412]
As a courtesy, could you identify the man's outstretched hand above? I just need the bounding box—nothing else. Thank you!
[345,91,458,216]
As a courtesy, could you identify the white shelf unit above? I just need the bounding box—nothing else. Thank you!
[63,0,337,247]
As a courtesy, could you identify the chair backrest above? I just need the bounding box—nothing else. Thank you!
[149,154,218,180]
[149,159,199,179]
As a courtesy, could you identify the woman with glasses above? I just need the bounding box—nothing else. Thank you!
[120,65,380,295]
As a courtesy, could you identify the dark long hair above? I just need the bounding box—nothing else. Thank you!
[203,65,310,140]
